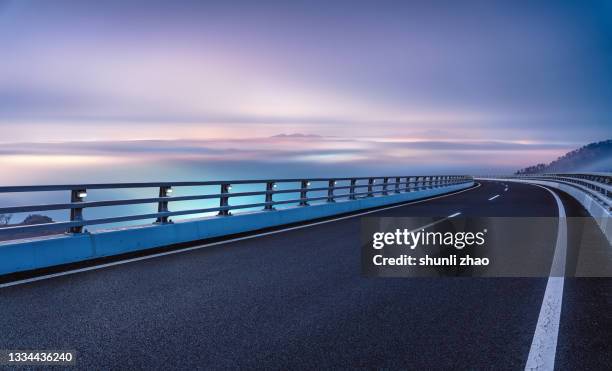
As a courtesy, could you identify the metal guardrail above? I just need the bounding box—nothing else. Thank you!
[0,175,472,237]
[487,173,611,211]
[538,173,611,195]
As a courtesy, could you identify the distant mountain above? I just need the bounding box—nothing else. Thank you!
[0,214,57,241]
[270,133,322,138]
[515,139,612,174]
[21,214,54,225]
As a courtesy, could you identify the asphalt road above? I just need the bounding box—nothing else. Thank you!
[0,180,610,369]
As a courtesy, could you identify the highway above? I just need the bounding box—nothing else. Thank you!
[0,180,610,369]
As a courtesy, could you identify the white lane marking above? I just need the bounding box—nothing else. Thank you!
[0,183,481,288]
[379,211,462,241]
[488,194,500,201]
[405,212,462,234]
[525,184,567,371]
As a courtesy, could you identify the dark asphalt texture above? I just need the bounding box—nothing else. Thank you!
[0,180,610,370]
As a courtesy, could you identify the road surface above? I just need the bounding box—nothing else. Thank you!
[0,181,610,369]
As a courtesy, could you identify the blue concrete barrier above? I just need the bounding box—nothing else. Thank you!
[0,182,473,275]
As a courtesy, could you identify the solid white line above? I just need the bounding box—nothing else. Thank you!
[525,184,567,371]
[0,183,481,288]
[488,194,500,201]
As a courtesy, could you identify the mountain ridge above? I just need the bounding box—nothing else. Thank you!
[515,139,612,174]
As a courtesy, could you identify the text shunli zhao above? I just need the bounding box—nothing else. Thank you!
[371,229,490,267]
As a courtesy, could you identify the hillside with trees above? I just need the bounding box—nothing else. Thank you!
[0,214,57,241]
[516,139,612,174]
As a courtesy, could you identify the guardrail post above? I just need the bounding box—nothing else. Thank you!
[218,183,232,216]
[155,186,172,224]
[69,188,87,233]
[264,181,276,210]
[349,179,357,199]
[395,177,401,193]
[405,177,411,192]
[299,180,310,206]
[382,177,389,195]
[367,178,375,197]
[327,180,336,202]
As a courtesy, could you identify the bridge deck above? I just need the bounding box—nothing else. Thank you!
[0,181,610,369]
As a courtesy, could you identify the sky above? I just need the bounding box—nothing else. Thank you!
[0,0,611,175]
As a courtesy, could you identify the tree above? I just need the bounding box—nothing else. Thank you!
[0,214,12,226]
[515,139,612,174]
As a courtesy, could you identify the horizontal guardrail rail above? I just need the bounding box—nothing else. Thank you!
[0,175,472,238]
[531,174,610,196]
[482,173,611,211]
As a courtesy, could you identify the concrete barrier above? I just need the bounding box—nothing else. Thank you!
[0,182,473,275]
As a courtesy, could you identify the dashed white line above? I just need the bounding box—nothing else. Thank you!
[403,211,462,234]
[488,194,500,201]
[382,210,462,234]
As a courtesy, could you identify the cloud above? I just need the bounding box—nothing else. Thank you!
[1,1,611,144]
[0,137,573,168]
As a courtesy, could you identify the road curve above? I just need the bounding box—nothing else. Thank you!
[0,181,609,369]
